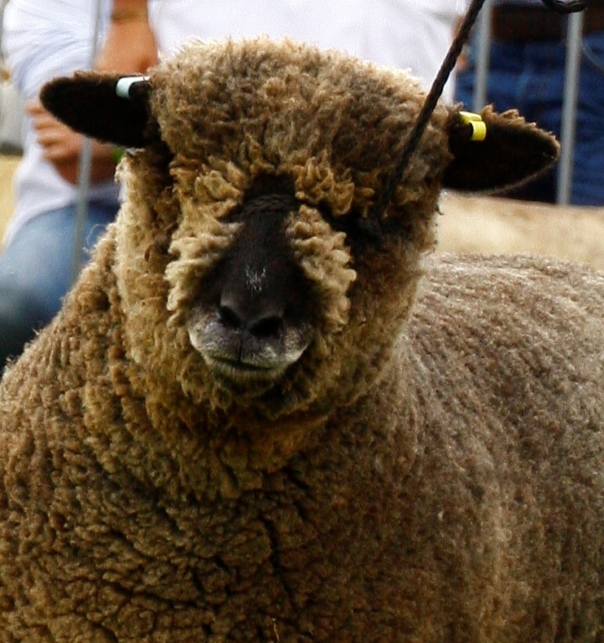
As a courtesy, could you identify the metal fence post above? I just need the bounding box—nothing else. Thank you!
[557,11,584,205]
[473,0,493,111]
[71,0,104,284]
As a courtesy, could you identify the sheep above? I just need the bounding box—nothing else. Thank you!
[0,37,603,642]
[438,192,604,269]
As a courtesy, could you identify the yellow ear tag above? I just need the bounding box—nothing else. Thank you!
[459,111,487,142]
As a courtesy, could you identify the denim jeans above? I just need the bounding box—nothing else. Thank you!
[0,201,118,370]
[456,31,604,205]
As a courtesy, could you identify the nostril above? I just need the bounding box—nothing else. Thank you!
[218,301,284,338]
[218,304,245,330]
[249,315,284,339]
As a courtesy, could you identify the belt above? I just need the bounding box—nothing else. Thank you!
[492,4,604,42]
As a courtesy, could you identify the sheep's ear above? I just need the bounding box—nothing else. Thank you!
[40,72,154,148]
[443,106,560,193]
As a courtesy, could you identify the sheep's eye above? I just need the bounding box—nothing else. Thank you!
[320,207,394,249]
[224,194,299,226]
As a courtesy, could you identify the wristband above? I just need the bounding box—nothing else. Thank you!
[111,7,148,22]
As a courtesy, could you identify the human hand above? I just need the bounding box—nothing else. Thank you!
[28,99,82,165]
[27,100,117,185]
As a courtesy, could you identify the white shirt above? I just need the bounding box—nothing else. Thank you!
[3,0,466,244]
[151,0,466,95]
[2,0,118,245]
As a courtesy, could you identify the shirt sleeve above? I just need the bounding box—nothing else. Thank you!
[2,0,104,101]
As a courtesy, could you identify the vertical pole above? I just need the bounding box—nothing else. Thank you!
[557,11,584,205]
[71,0,104,283]
[473,0,492,111]
[0,0,7,53]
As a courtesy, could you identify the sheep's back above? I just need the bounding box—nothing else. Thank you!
[412,253,604,420]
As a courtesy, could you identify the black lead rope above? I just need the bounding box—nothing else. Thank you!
[371,0,593,221]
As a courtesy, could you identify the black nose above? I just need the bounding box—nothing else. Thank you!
[208,190,307,342]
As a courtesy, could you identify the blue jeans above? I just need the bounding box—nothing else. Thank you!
[0,201,118,370]
[456,31,604,205]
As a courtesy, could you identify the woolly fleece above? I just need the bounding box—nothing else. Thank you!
[0,38,603,642]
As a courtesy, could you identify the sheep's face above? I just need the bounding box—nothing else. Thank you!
[41,38,559,419]
[140,158,424,416]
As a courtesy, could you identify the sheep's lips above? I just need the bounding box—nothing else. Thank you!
[187,306,314,384]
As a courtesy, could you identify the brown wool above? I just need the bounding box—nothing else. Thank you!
[1,38,601,642]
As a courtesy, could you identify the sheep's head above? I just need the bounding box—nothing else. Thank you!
[41,38,558,421]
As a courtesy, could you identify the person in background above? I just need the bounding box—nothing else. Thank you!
[0,0,123,371]
[0,0,466,373]
[99,0,467,100]
[455,0,604,205]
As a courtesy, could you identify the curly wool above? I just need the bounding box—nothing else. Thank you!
[1,38,602,642]
[151,38,449,217]
[2,243,603,642]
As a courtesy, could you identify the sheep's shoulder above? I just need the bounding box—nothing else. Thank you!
[405,253,604,480]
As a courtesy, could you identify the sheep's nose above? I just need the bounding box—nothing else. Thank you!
[218,295,285,339]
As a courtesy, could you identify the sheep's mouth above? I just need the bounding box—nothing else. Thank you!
[202,353,290,383]
[188,314,313,384]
